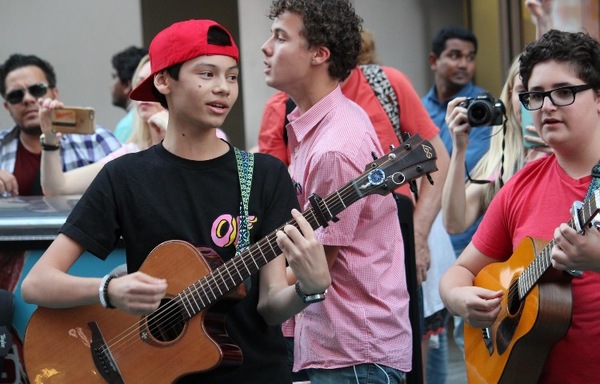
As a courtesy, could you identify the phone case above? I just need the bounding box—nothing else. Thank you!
[50,107,95,134]
[521,105,542,149]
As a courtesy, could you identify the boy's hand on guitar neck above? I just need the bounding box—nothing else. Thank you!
[107,272,168,315]
[552,223,600,273]
[276,209,331,295]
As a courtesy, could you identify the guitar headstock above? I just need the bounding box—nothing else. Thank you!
[353,134,438,197]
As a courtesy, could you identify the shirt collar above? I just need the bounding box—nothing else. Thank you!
[425,81,476,106]
[287,86,344,145]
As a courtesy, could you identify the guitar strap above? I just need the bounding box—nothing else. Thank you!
[359,64,402,142]
[234,147,254,256]
[234,147,254,294]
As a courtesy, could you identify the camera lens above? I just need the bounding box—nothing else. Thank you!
[469,103,492,125]
[468,100,495,126]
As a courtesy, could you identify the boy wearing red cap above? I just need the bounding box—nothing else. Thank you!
[21,19,330,383]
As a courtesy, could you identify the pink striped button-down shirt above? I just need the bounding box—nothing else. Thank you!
[287,86,412,372]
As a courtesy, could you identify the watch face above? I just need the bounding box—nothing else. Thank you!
[304,293,326,303]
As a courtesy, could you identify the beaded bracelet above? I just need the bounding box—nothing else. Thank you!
[99,274,117,309]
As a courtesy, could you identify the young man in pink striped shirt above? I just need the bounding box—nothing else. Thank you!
[262,1,412,382]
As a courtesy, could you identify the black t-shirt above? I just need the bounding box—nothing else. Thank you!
[61,143,299,383]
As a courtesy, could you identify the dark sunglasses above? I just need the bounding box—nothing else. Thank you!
[5,83,49,105]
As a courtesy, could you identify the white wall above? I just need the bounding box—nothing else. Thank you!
[0,1,143,133]
[0,0,463,149]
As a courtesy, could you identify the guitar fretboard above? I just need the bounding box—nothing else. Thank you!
[517,190,600,299]
[176,171,369,318]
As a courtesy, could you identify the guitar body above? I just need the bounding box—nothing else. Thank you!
[465,237,573,384]
[24,240,242,383]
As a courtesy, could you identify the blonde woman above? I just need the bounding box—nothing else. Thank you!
[40,53,228,196]
[442,56,549,235]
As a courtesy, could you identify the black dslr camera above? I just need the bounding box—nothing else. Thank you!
[458,92,505,127]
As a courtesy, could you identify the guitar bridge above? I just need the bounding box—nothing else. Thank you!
[481,327,494,355]
[89,321,125,384]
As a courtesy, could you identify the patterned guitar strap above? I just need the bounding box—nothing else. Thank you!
[234,147,254,292]
[360,64,427,201]
[359,64,402,142]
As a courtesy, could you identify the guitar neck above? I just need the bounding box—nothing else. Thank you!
[518,190,600,298]
[172,134,437,319]
[176,179,363,318]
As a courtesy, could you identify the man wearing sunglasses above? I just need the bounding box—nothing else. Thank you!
[440,29,600,383]
[0,54,121,196]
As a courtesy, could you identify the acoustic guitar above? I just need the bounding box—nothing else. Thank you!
[23,134,437,383]
[465,189,600,383]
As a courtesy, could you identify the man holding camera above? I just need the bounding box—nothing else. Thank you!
[422,27,492,193]
[421,26,493,382]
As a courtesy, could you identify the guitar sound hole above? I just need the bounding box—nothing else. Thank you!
[146,298,186,342]
[507,280,522,316]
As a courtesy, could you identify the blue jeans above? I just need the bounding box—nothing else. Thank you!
[453,315,464,352]
[307,363,405,384]
[427,328,448,384]
[452,246,465,353]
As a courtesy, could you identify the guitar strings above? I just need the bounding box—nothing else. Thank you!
[98,151,415,358]
[511,193,597,304]
[97,179,360,357]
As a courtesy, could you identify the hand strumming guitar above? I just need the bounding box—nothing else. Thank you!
[106,272,168,315]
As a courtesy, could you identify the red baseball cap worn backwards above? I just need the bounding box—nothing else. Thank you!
[130,19,239,102]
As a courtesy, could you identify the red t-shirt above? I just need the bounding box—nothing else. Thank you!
[13,140,41,195]
[473,155,600,383]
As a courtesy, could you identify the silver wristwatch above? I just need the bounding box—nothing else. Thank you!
[295,281,327,304]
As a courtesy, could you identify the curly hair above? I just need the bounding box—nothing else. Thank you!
[267,0,363,81]
[0,54,57,97]
[519,29,600,90]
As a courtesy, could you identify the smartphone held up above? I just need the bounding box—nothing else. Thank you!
[50,107,95,134]
[520,104,543,149]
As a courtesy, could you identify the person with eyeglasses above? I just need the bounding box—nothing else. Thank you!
[0,54,121,196]
[440,29,600,383]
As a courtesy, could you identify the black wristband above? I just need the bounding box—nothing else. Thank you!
[40,134,60,151]
[41,143,60,151]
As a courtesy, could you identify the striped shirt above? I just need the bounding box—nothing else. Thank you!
[0,125,121,176]
[287,86,412,372]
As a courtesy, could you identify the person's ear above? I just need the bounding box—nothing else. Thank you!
[123,80,132,94]
[311,46,330,65]
[154,71,170,97]
[428,53,438,70]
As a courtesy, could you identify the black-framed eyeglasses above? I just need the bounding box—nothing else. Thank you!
[5,83,49,105]
[519,84,593,111]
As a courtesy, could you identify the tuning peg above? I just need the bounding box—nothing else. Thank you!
[409,180,418,195]
[426,174,434,185]
[371,151,378,160]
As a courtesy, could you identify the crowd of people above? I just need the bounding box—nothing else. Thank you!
[1,0,599,383]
